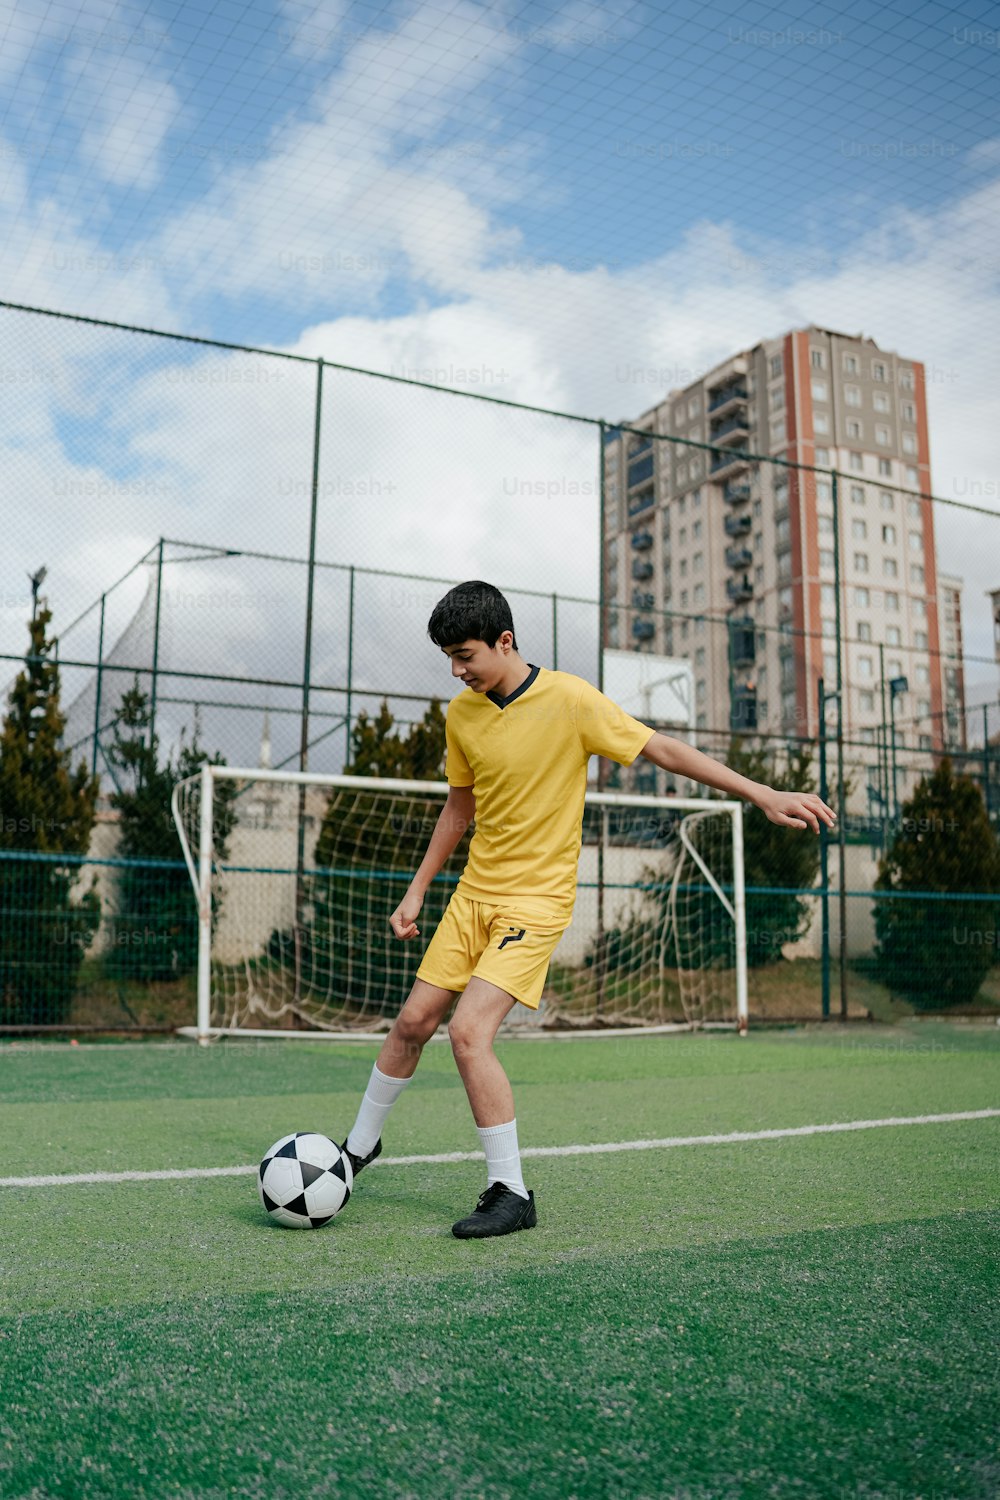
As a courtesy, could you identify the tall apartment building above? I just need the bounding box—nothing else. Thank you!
[602,326,960,798]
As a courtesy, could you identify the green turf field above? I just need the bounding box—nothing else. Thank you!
[1,1023,997,1500]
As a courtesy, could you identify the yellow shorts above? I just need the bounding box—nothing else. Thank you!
[416,891,573,1010]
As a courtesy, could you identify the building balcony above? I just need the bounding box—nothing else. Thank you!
[627,485,655,517]
[632,589,654,610]
[631,529,653,550]
[725,545,753,570]
[729,617,756,667]
[709,414,751,443]
[722,479,752,504]
[627,452,654,489]
[708,383,748,414]
[730,684,757,731]
[627,435,653,459]
[726,574,753,603]
[724,511,752,537]
[631,558,654,580]
[632,619,655,641]
[712,448,751,477]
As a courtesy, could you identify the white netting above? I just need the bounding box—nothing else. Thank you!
[172,769,744,1034]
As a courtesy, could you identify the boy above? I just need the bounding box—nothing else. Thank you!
[342,580,836,1239]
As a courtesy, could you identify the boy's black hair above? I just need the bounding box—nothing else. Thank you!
[427,580,518,651]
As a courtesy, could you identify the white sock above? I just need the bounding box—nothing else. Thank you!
[477,1118,529,1200]
[346,1064,411,1156]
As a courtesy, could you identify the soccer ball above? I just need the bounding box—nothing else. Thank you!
[258,1132,354,1229]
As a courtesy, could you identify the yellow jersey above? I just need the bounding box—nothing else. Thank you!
[445,665,653,906]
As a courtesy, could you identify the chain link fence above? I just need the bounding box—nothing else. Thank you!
[2,299,999,1030]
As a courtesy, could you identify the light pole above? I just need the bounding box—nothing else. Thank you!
[27,565,47,622]
[889,675,908,823]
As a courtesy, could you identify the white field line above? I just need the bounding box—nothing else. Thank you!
[1,1109,997,1189]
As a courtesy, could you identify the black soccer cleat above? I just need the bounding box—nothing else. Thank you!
[451,1183,537,1239]
[340,1136,382,1181]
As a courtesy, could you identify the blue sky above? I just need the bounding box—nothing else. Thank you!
[2,0,1000,751]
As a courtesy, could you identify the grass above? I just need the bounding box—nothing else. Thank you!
[1,1024,998,1498]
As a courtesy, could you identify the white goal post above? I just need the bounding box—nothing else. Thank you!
[171,766,748,1041]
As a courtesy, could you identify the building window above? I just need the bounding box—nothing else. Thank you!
[886,626,901,645]
[902,402,915,423]
[916,664,930,686]
[878,458,892,476]
[679,558,687,577]
[771,417,786,444]
[843,354,858,374]
[688,396,700,419]
[821,584,835,607]
[899,369,914,391]
[857,656,873,678]
[693,551,703,572]
[815,447,830,465]
[819,549,834,570]
[875,424,890,446]
[755,564,764,585]
[845,385,861,407]
[907,497,922,518]
[696,679,707,703]
[873,392,890,414]
[693,583,705,605]
[910,563,925,584]
[884,591,899,611]
[882,524,896,544]
[811,348,826,369]
[692,518,703,539]
[847,420,862,439]
[777,515,792,544]
[814,411,829,434]
[872,361,887,381]
[854,552,869,573]
[811,379,828,401]
[818,514,833,536]
[879,490,895,511]
[854,587,870,607]
[695,647,706,668]
[823,617,836,637]
[888,659,903,678]
[850,452,864,471]
[753,498,762,518]
[680,588,688,608]
[858,621,872,641]
[770,385,785,410]
[915,629,928,648]
[909,531,922,551]
[852,518,867,539]
[913,598,927,618]
[816,480,832,503]
[859,689,875,712]
[883,557,898,577]
[770,354,783,378]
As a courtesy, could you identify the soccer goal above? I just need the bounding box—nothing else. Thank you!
[171,766,747,1041]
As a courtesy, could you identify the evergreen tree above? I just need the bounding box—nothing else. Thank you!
[106,680,235,982]
[873,758,1000,1007]
[0,607,99,1024]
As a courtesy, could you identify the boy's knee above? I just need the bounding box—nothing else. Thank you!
[448,1013,486,1055]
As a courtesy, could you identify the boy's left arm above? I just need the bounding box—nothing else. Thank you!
[639,732,837,834]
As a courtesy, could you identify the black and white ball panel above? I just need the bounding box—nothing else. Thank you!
[258,1132,353,1229]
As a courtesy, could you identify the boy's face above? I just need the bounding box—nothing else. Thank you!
[442,633,513,692]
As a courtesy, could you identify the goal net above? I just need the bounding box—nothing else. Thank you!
[171,767,747,1039]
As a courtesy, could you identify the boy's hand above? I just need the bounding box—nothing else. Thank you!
[390,891,424,940]
[756,788,837,834]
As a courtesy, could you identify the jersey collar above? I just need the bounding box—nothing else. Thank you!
[486,663,540,710]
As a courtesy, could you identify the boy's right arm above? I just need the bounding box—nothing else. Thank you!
[389,785,475,939]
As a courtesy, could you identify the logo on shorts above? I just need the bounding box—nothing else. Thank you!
[498,926,526,951]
